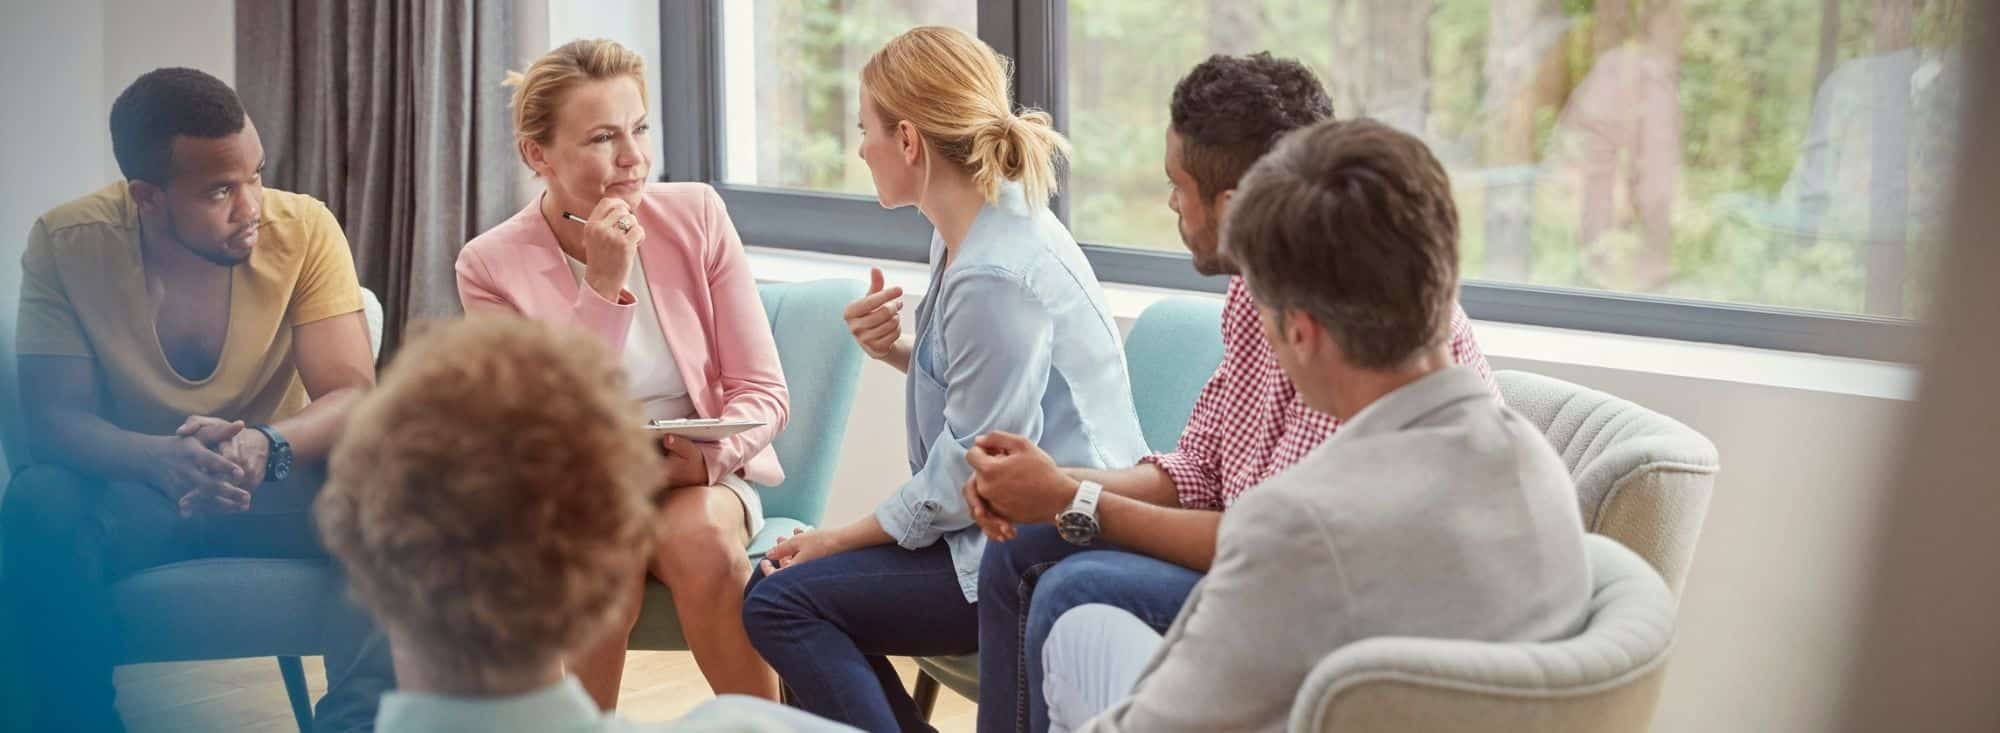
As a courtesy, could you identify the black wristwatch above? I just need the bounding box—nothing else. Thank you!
[252,424,293,482]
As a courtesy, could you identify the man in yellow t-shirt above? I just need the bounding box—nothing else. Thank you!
[3,68,391,732]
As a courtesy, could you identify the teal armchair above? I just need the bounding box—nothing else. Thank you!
[629,278,868,650]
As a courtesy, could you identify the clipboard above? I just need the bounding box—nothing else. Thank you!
[644,418,765,442]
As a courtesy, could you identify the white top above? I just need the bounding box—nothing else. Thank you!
[377,676,858,732]
[566,254,697,421]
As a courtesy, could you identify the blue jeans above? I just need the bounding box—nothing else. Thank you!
[976,524,1202,733]
[742,542,977,733]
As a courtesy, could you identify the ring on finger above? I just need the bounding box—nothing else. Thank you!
[615,216,635,233]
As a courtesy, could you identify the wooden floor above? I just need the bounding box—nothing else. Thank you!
[116,652,977,732]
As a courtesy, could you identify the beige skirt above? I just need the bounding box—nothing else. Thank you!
[719,473,766,541]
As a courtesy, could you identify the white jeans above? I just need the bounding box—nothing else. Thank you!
[1042,604,1166,733]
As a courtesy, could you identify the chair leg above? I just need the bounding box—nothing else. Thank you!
[277,656,313,733]
[912,669,941,722]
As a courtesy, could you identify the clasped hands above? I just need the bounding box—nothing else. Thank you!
[962,431,1079,542]
[159,416,270,517]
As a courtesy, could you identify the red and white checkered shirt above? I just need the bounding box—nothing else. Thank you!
[1144,278,1497,510]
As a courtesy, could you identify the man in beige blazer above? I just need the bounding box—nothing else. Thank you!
[1031,118,1595,733]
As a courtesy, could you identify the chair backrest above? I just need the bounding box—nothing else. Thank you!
[1290,535,1676,733]
[1495,370,1719,596]
[360,286,384,360]
[754,279,867,525]
[1123,297,1226,453]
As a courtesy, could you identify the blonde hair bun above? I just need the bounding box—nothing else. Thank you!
[862,26,1071,208]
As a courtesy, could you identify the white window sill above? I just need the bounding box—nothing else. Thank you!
[747,246,1919,402]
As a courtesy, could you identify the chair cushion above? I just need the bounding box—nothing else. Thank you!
[110,558,340,664]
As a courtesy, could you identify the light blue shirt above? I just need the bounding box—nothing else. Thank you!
[377,676,858,733]
[876,183,1150,602]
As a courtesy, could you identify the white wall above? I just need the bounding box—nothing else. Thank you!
[546,0,665,177]
[1492,357,1908,733]
[812,310,1913,733]
[0,0,233,509]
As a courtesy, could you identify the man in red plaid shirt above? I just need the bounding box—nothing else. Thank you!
[964,53,1497,733]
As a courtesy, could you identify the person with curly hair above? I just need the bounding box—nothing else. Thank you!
[316,316,856,733]
[963,53,1499,733]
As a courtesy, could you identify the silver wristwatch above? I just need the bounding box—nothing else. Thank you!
[1055,480,1104,546]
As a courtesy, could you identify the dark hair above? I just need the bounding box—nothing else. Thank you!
[1225,118,1460,370]
[109,67,246,185]
[1169,52,1333,200]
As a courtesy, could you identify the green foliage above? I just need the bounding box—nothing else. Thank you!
[756,0,1963,319]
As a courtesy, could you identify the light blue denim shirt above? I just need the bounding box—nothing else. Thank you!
[876,183,1149,602]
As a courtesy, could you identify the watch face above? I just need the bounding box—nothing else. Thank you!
[265,432,293,481]
[1056,511,1099,545]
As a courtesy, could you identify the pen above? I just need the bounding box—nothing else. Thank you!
[561,211,588,225]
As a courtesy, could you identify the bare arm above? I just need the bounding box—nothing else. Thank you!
[760,513,896,574]
[274,311,377,463]
[970,433,1221,572]
[1067,463,1180,508]
[1095,492,1222,572]
[22,356,167,482]
[19,355,243,497]
[879,335,913,374]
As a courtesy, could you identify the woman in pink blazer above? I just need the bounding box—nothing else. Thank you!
[455,40,786,705]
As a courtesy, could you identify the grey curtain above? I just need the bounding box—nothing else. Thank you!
[236,0,526,355]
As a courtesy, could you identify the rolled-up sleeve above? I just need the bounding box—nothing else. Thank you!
[876,270,1055,549]
[1140,356,1231,510]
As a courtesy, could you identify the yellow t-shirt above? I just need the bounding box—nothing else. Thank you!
[16,181,363,436]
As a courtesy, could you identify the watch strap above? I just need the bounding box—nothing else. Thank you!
[1069,480,1103,517]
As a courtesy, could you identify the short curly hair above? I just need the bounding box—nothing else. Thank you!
[109,67,246,185]
[1169,52,1333,200]
[316,316,663,683]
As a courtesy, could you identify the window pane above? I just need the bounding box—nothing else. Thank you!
[1065,0,1967,319]
[720,0,977,196]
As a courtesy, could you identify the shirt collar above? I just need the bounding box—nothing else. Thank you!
[376,676,603,733]
[1334,366,1496,441]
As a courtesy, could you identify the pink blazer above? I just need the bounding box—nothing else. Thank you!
[455,182,787,487]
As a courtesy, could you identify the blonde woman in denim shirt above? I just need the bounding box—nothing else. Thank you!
[741,26,1149,733]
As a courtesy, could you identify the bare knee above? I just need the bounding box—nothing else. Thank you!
[654,508,750,594]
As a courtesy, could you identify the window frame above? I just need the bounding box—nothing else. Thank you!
[659,0,1923,362]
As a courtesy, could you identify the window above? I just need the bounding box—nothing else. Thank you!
[665,0,1970,360]
[717,0,978,195]
[1064,0,1968,321]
